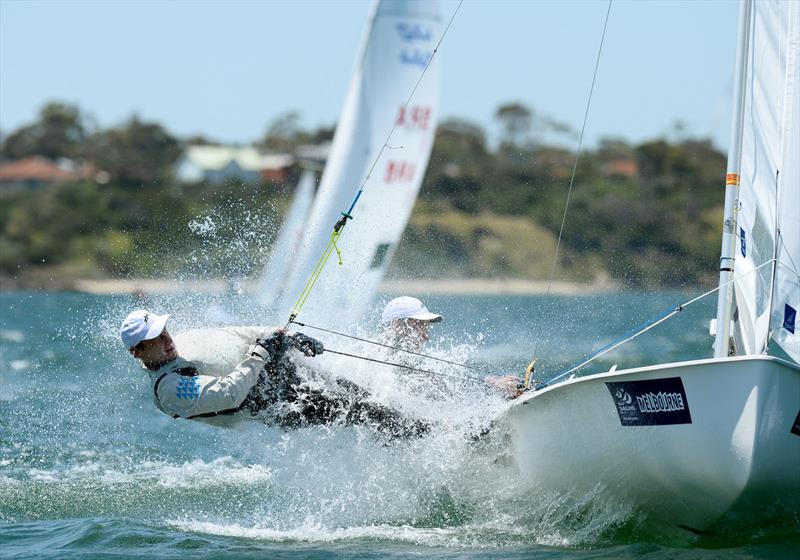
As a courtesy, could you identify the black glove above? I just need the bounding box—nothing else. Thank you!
[288,332,324,357]
[253,331,292,360]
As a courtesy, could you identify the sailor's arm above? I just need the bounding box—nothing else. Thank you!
[156,345,269,418]
[484,375,524,399]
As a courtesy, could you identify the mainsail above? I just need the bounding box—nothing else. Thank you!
[731,0,799,362]
[274,0,442,329]
[258,169,317,310]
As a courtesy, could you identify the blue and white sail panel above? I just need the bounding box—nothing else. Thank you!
[258,169,317,310]
[769,1,799,362]
[278,0,442,329]
[733,0,799,362]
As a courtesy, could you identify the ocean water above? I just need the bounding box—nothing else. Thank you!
[1,290,798,559]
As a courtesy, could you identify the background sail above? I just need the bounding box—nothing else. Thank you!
[276,0,442,329]
[733,0,799,361]
[257,169,317,310]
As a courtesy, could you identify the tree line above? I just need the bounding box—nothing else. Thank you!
[0,101,727,288]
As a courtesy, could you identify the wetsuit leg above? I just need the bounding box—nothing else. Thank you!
[241,358,429,438]
[279,388,351,428]
[279,384,429,438]
[344,399,429,439]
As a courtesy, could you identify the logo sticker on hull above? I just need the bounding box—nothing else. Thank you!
[606,377,692,426]
[791,410,800,437]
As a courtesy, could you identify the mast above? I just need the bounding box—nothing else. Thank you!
[713,0,752,359]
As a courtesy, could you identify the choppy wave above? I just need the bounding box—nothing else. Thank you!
[0,329,25,343]
[15,456,272,489]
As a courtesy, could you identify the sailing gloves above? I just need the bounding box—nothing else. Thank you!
[251,331,324,361]
[289,332,325,357]
[251,331,291,361]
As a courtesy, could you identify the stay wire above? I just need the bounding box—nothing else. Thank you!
[289,319,489,374]
[532,0,613,362]
[323,348,487,387]
[546,258,776,387]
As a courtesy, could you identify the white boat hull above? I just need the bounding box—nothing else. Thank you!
[495,355,800,531]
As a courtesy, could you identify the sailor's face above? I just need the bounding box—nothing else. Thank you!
[393,318,431,349]
[132,329,177,365]
[407,319,430,343]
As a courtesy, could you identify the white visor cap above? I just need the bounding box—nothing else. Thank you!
[120,309,170,350]
[381,296,442,325]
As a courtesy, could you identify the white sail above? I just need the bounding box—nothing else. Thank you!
[257,169,317,310]
[276,0,442,329]
[491,0,800,532]
[733,0,800,361]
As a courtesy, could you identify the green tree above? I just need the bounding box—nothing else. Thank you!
[259,111,311,152]
[421,118,492,210]
[495,102,532,147]
[1,102,90,160]
[89,115,181,186]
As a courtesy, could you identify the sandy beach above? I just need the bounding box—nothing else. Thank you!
[61,277,616,296]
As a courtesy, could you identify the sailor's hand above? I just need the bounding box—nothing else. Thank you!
[253,330,291,360]
[485,375,524,399]
[288,332,324,357]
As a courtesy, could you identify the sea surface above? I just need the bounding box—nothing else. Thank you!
[1,290,797,559]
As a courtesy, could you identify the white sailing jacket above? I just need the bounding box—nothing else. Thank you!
[145,326,279,423]
[147,354,263,421]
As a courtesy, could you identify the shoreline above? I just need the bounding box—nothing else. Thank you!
[380,278,616,295]
[1,276,618,296]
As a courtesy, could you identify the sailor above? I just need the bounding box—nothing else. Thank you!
[381,296,443,352]
[380,297,523,398]
[121,309,428,436]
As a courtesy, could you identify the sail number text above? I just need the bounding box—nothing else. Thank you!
[395,105,432,130]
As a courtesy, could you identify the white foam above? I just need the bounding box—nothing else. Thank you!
[0,329,24,343]
[20,456,272,489]
[170,519,471,547]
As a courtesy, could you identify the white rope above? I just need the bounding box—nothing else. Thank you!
[546,258,776,386]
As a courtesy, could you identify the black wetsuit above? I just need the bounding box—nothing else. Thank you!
[243,353,429,439]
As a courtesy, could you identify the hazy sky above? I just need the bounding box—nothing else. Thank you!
[1,0,738,150]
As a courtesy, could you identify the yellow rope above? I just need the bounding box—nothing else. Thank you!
[289,228,345,319]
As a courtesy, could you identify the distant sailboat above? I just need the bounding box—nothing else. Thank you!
[269,0,442,329]
[495,0,799,532]
[257,169,317,311]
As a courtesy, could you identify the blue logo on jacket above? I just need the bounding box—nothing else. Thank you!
[176,377,200,400]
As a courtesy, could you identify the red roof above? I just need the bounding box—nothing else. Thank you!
[602,158,639,179]
[0,156,87,182]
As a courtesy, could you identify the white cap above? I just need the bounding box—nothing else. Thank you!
[120,309,170,350]
[381,296,442,325]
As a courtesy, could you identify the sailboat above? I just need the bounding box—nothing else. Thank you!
[493,0,799,532]
[260,0,442,329]
[257,168,317,311]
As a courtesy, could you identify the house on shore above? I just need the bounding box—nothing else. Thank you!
[0,156,94,191]
[175,145,295,185]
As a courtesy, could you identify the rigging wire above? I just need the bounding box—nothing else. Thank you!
[546,258,776,387]
[530,0,613,366]
[287,0,464,325]
[289,319,490,374]
[323,348,487,387]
